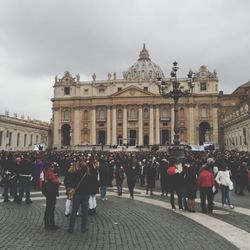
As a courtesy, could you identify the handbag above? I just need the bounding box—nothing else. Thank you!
[67,187,76,200]
[228,180,234,191]
[67,173,87,200]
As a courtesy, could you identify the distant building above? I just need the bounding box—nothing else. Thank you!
[51,44,220,149]
[220,81,250,151]
[0,114,50,151]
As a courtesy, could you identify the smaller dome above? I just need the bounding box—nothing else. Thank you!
[123,44,165,81]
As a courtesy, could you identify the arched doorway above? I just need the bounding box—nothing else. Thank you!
[62,124,71,146]
[117,135,123,146]
[161,129,169,145]
[98,130,106,145]
[199,122,210,145]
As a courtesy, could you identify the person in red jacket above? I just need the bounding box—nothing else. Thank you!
[197,166,215,214]
[43,162,62,230]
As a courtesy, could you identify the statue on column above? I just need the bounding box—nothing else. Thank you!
[113,72,116,80]
[55,75,58,83]
[92,73,96,82]
[108,72,112,80]
[76,73,80,82]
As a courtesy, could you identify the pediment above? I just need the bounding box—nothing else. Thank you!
[111,85,155,97]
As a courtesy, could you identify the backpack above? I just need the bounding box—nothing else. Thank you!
[167,166,176,175]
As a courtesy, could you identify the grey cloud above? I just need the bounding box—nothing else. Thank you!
[0,0,250,120]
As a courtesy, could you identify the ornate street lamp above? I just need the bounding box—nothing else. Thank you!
[157,62,194,160]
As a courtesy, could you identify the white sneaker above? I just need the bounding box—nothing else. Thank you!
[104,197,108,200]
[223,204,228,208]
[229,205,234,209]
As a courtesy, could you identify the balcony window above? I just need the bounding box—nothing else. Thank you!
[200,82,207,91]
[64,87,70,95]
[63,110,70,121]
[161,106,168,120]
[143,108,149,119]
[129,108,137,120]
[117,109,123,120]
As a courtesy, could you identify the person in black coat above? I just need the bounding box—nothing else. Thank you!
[3,153,19,203]
[160,158,168,196]
[18,155,33,204]
[145,159,157,195]
[99,156,109,200]
[68,161,91,233]
[126,160,137,199]
[88,158,99,215]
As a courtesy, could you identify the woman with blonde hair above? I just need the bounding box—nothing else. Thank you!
[64,161,80,216]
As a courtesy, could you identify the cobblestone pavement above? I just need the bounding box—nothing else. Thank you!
[0,184,250,250]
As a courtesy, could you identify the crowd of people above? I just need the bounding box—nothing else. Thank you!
[0,149,250,233]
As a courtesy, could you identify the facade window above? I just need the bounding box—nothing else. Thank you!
[243,127,247,145]
[117,87,122,92]
[240,136,242,145]
[200,82,207,91]
[64,87,70,95]
[129,108,137,120]
[99,89,105,93]
[30,134,33,146]
[17,133,20,147]
[201,107,208,118]
[84,89,89,95]
[83,110,89,120]
[63,110,70,121]
[8,132,12,146]
[161,106,168,119]
[0,131,2,146]
[144,87,148,91]
[179,108,184,119]
[117,109,123,120]
[24,134,27,147]
[98,108,106,121]
[36,135,39,144]
[143,108,149,119]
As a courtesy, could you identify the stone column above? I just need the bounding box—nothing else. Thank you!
[106,106,111,145]
[123,106,127,145]
[155,105,160,144]
[138,106,143,145]
[53,109,61,148]
[188,104,195,145]
[212,104,218,144]
[112,106,117,145]
[149,105,154,144]
[73,109,80,145]
[91,107,96,145]
[171,105,174,144]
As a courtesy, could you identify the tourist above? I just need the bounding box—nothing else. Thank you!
[197,165,214,214]
[68,161,91,233]
[215,163,234,209]
[43,162,61,230]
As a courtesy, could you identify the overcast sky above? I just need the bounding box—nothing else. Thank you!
[0,0,250,122]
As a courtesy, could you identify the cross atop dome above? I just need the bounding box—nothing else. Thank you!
[139,43,150,61]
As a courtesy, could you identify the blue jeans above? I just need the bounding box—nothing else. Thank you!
[100,186,107,199]
[69,194,89,232]
[117,184,123,194]
[221,185,232,206]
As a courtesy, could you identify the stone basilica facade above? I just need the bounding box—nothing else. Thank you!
[51,45,220,149]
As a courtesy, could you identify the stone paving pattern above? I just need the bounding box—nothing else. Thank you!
[0,195,240,250]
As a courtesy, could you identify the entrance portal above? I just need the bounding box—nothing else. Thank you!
[61,124,71,146]
[161,129,170,145]
[143,135,149,145]
[199,122,210,145]
[129,130,137,146]
[98,130,106,145]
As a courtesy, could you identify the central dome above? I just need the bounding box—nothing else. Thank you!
[123,44,165,81]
